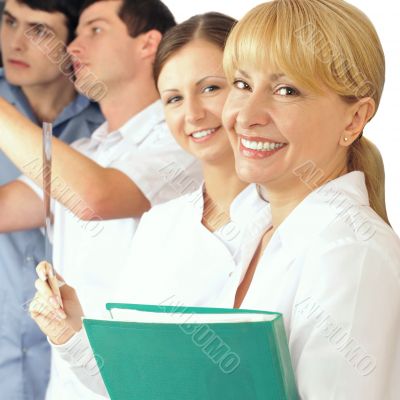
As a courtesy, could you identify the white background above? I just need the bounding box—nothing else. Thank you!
[164,0,400,234]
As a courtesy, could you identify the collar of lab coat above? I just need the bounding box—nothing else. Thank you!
[189,183,268,229]
[275,171,370,258]
[88,100,165,147]
[119,100,165,145]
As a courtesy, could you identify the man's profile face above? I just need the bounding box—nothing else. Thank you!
[69,1,145,90]
[1,0,70,88]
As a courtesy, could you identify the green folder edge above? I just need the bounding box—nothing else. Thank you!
[82,303,299,400]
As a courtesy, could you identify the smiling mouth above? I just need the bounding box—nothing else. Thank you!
[190,126,220,141]
[241,137,286,151]
[239,136,287,158]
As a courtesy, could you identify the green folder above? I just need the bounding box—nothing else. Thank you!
[83,303,299,400]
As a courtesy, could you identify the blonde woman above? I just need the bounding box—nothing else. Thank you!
[222,0,400,398]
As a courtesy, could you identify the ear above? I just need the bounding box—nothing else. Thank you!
[139,29,162,60]
[340,98,375,146]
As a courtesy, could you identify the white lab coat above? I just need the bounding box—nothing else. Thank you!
[53,172,400,399]
[23,100,202,400]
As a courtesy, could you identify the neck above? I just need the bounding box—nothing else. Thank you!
[99,75,159,132]
[22,75,77,123]
[202,156,248,214]
[263,160,348,229]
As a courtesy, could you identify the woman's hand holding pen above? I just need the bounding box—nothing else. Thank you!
[29,261,84,345]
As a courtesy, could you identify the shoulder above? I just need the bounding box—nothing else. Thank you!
[318,204,399,261]
[295,171,400,278]
[144,120,177,148]
[138,188,202,230]
[0,70,17,102]
[0,68,7,84]
[301,212,400,291]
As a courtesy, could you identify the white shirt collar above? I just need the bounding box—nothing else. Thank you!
[119,100,165,145]
[89,100,165,146]
[229,183,267,225]
[188,183,266,227]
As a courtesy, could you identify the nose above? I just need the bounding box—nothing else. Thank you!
[236,92,272,130]
[185,96,205,125]
[10,28,27,52]
[67,35,84,58]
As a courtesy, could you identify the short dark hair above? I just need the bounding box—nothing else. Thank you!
[16,0,82,43]
[154,12,237,83]
[81,0,176,37]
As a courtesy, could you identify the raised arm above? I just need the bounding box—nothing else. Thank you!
[0,98,150,220]
[0,181,44,232]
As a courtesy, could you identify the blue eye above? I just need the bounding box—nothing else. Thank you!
[202,85,220,94]
[233,79,251,91]
[275,86,299,96]
[166,95,182,105]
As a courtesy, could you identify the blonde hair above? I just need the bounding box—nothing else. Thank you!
[224,0,389,224]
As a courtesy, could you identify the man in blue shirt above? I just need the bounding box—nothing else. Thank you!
[0,1,103,399]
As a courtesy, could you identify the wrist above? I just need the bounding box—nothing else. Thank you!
[49,326,77,345]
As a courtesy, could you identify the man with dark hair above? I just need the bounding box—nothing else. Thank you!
[0,1,200,398]
[13,0,85,43]
[81,0,176,37]
[0,1,104,399]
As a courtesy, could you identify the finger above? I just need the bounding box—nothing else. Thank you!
[36,261,63,307]
[29,293,66,321]
[36,261,52,281]
[55,272,65,284]
[55,273,66,290]
[34,279,62,310]
[48,273,63,308]
[30,299,58,321]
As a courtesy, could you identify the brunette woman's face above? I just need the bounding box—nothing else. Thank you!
[158,39,233,165]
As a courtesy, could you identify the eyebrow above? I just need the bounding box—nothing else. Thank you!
[3,9,55,33]
[3,10,15,19]
[196,75,226,86]
[77,17,110,34]
[237,69,251,79]
[270,73,286,82]
[237,69,286,82]
[161,75,226,94]
[85,17,110,26]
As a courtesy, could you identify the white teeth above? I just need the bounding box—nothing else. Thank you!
[192,128,216,139]
[241,138,285,151]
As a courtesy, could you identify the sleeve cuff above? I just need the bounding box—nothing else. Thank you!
[49,328,98,372]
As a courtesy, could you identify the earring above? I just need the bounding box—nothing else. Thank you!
[344,137,349,142]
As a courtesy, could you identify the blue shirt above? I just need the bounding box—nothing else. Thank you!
[0,69,104,400]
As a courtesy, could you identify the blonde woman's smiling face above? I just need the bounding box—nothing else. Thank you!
[222,63,357,191]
